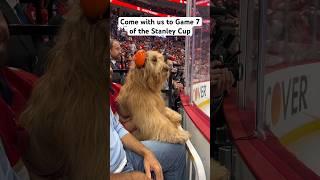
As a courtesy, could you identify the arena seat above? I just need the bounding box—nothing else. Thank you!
[0,67,37,167]
[2,67,37,104]
[110,82,139,133]
[179,126,206,180]
[110,82,121,113]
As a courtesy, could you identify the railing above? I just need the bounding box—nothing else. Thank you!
[178,126,206,180]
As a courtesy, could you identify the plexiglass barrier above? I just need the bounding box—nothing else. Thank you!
[235,0,320,177]
[263,0,320,175]
[185,0,210,117]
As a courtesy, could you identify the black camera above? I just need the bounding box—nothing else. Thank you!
[171,66,185,86]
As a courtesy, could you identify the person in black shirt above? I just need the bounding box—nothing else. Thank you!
[110,38,123,83]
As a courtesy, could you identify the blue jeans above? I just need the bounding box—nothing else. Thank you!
[0,140,22,180]
[122,141,186,180]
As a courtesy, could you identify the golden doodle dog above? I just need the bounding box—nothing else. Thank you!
[117,50,190,144]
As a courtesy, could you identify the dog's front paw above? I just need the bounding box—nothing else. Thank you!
[166,110,182,126]
[172,112,182,124]
[173,130,191,144]
[165,107,182,124]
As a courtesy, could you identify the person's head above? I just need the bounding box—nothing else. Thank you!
[128,56,135,69]
[20,3,108,179]
[0,11,9,67]
[110,38,121,60]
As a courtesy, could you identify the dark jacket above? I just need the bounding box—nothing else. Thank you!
[111,58,122,84]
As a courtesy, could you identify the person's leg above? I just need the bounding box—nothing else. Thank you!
[121,161,134,173]
[125,141,186,180]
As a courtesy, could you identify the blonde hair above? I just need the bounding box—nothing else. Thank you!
[20,3,108,179]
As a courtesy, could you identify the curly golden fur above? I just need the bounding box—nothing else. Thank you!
[117,51,190,144]
[19,3,108,180]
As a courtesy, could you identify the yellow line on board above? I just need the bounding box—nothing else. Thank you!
[195,99,210,108]
[280,119,320,145]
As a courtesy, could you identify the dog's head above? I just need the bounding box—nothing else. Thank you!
[145,51,170,79]
[130,50,170,91]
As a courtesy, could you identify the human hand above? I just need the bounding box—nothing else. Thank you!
[110,171,151,180]
[219,66,234,92]
[143,151,163,180]
[212,61,234,97]
[174,82,184,92]
[132,171,152,180]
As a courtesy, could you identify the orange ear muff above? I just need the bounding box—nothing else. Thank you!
[80,0,107,19]
[134,50,146,68]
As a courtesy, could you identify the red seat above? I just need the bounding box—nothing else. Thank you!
[110,83,137,133]
[110,82,121,113]
[2,67,37,102]
[0,67,37,166]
